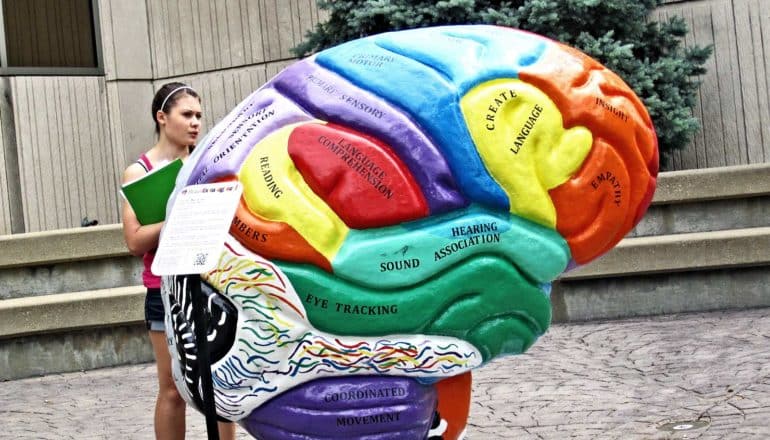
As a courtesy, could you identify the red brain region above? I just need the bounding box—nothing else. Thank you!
[288,122,429,229]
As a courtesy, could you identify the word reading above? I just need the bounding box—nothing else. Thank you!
[259,156,284,199]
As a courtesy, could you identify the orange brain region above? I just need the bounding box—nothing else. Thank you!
[165,25,658,440]
[518,42,658,262]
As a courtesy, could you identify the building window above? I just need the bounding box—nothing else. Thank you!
[0,0,102,75]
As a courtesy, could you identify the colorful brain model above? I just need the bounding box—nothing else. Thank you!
[163,25,658,439]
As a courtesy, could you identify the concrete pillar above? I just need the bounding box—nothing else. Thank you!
[0,77,24,234]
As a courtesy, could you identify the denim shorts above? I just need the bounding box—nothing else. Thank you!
[144,288,165,331]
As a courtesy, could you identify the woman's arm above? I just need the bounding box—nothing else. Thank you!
[121,163,164,256]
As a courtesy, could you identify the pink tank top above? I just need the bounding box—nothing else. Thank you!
[137,153,161,289]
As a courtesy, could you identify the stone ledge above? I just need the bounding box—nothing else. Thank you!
[0,255,143,301]
[0,224,127,269]
[0,324,153,381]
[0,286,145,339]
[628,195,768,237]
[552,266,769,323]
[562,227,770,280]
[652,163,770,204]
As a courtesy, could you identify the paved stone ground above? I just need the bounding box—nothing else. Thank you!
[1,308,769,439]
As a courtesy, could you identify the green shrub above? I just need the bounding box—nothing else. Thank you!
[293,0,712,168]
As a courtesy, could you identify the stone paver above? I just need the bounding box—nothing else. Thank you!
[2,308,769,439]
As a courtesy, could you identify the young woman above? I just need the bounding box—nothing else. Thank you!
[122,82,236,440]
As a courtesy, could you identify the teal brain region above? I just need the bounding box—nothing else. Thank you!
[166,24,658,437]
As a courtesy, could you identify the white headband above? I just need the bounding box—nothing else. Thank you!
[160,86,195,112]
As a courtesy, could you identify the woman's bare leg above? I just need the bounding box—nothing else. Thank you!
[218,420,236,439]
[149,330,186,440]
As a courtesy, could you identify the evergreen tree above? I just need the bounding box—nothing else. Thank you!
[293,0,712,168]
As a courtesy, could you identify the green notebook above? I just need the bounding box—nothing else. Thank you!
[121,158,183,225]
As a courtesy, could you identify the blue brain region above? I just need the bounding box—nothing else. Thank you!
[164,25,658,440]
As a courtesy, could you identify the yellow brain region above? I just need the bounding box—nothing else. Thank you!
[238,122,349,261]
[461,78,593,228]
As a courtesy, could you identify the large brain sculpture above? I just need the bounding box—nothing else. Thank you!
[162,25,658,439]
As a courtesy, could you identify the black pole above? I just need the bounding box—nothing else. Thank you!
[189,273,220,440]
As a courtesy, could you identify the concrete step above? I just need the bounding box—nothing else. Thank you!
[629,163,769,236]
[630,194,768,236]
[0,286,144,338]
[0,286,152,380]
[554,227,770,322]
[0,225,141,300]
[563,227,770,280]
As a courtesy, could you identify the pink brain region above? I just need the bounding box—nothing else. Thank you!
[162,25,658,440]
